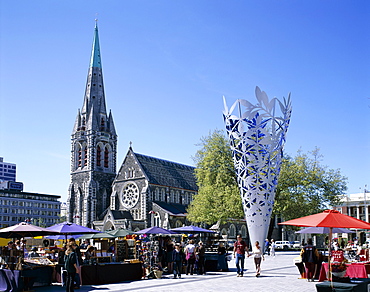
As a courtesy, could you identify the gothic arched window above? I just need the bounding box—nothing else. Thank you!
[241,225,247,238]
[154,213,161,227]
[229,224,236,238]
[81,117,86,131]
[83,145,88,167]
[154,189,159,201]
[78,145,82,168]
[104,147,109,168]
[97,145,101,166]
[100,118,105,131]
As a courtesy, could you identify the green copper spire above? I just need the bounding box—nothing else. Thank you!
[90,21,102,68]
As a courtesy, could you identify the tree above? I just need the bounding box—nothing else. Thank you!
[187,130,348,225]
[187,130,243,224]
[274,148,347,221]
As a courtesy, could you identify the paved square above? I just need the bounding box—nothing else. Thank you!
[35,251,323,291]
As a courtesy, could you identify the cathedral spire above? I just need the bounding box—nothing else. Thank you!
[90,21,102,69]
[81,22,107,119]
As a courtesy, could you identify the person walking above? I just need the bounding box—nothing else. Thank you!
[233,235,249,277]
[172,243,184,279]
[166,239,174,273]
[264,239,270,255]
[250,241,264,277]
[64,243,78,292]
[300,238,319,282]
[217,242,227,271]
[185,239,196,275]
[270,239,276,257]
[195,241,206,275]
[67,238,81,289]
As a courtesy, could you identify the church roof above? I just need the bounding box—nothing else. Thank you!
[153,201,188,217]
[98,208,133,221]
[135,152,198,191]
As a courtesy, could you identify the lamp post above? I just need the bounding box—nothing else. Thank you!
[364,185,368,223]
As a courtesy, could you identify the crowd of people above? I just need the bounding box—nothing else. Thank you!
[140,237,223,279]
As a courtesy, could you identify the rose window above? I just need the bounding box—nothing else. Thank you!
[121,183,139,208]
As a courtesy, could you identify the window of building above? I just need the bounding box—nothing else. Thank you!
[100,118,105,131]
[154,213,161,227]
[78,145,82,168]
[229,224,236,237]
[97,145,101,166]
[170,191,174,203]
[240,225,247,238]
[104,147,109,168]
[161,189,166,202]
[83,146,88,167]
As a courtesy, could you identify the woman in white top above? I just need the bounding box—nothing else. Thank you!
[270,239,276,257]
[185,239,196,275]
[250,241,264,277]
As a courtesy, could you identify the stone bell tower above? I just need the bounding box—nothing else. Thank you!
[67,22,117,227]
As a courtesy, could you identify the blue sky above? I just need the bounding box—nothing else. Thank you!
[0,1,369,202]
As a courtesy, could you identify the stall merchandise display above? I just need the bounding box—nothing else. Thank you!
[140,239,162,278]
[127,239,136,259]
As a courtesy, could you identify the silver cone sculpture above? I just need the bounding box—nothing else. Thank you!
[223,86,292,251]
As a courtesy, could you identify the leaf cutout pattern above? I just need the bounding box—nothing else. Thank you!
[223,86,292,251]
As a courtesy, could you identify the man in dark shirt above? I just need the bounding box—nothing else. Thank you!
[300,238,319,282]
[233,235,249,277]
[196,241,206,275]
[68,238,82,289]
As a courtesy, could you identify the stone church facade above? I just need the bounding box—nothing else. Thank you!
[67,23,250,243]
[67,23,197,231]
[94,148,197,231]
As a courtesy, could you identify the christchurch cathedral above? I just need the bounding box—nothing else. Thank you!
[67,23,198,231]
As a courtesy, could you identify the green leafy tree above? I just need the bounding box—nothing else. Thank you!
[274,148,347,221]
[188,130,348,226]
[187,130,243,224]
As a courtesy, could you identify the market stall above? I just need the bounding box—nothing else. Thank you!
[319,262,370,281]
[0,222,60,291]
[68,230,144,284]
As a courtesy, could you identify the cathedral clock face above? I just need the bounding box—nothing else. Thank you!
[121,182,139,208]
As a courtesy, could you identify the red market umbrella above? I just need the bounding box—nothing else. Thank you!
[279,210,370,280]
[279,210,370,229]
